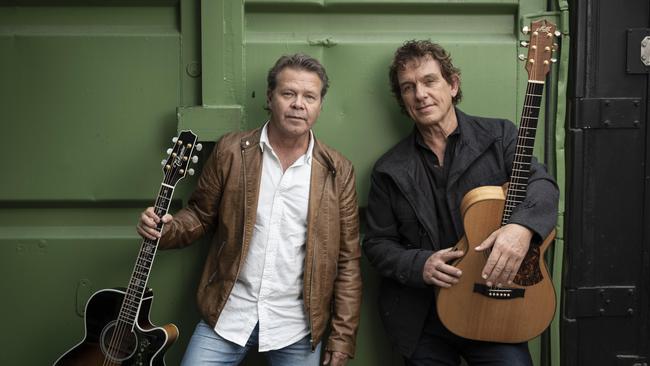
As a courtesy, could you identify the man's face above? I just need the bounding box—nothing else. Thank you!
[267,67,323,139]
[397,55,458,128]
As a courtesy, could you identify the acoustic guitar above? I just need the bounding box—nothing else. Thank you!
[436,20,559,343]
[54,130,201,365]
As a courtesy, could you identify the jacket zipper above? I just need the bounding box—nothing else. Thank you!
[308,165,335,351]
[226,146,248,298]
[208,146,249,317]
[309,233,317,350]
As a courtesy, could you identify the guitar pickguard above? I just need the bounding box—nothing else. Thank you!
[514,245,543,286]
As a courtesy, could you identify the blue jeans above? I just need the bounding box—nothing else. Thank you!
[180,320,322,366]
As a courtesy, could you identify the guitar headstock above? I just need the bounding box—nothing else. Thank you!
[161,130,202,186]
[520,19,559,82]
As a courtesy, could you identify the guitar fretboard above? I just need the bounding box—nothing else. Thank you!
[501,81,544,225]
[117,184,174,327]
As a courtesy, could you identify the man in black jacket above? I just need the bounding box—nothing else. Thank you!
[363,40,559,365]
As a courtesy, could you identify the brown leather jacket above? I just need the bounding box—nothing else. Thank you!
[159,127,362,357]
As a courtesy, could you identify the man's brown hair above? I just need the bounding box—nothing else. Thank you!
[389,40,462,113]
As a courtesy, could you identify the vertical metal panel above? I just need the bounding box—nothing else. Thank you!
[0,6,181,200]
[565,0,649,364]
[177,0,244,138]
[0,2,202,365]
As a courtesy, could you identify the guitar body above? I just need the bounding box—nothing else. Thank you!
[53,131,199,365]
[54,288,178,366]
[436,185,556,343]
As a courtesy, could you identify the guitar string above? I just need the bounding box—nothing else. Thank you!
[104,176,170,365]
[483,80,542,280]
[506,81,536,222]
[103,157,178,365]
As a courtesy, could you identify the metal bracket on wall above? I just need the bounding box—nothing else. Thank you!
[177,105,242,141]
[627,29,650,73]
[565,286,636,318]
[575,98,642,129]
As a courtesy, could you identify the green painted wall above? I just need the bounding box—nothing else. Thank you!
[0,1,566,365]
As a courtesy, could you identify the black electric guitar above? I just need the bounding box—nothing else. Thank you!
[54,130,201,366]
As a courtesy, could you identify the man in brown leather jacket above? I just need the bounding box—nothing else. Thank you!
[137,54,362,366]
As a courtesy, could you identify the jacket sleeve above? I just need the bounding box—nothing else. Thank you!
[501,120,559,241]
[326,163,363,358]
[363,170,433,289]
[158,138,224,249]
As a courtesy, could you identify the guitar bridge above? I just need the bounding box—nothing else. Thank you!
[473,284,525,299]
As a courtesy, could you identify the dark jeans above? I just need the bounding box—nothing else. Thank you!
[404,309,533,366]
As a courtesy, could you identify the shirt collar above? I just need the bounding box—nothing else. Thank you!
[259,121,314,165]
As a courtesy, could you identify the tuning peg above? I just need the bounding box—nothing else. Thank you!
[520,41,529,47]
[166,148,173,155]
[172,137,178,143]
[191,156,199,163]
[550,58,557,63]
[161,159,166,166]
[188,168,195,176]
[554,30,561,37]
[518,54,526,61]
[195,143,203,152]
[522,26,530,35]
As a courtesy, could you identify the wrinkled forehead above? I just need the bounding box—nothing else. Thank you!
[270,67,322,88]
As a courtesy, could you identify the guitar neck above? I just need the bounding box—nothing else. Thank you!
[501,81,545,225]
[117,183,175,328]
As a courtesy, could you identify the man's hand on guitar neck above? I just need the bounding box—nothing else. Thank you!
[475,223,533,287]
[423,248,464,288]
[137,207,173,240]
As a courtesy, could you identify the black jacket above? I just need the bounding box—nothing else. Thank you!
[363,109,559,357]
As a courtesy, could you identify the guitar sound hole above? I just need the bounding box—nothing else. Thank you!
[100,320,137,362]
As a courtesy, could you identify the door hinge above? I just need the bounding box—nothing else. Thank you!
[565,286,636,318]
[575,98,642,129]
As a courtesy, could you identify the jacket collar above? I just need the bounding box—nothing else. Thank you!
[239,127,263,151]
[238,123,336,225]
[447,109,499,187]
[373,108,501,249]
[238,125,336,283]
[240,125,329,170]
[375,108,498,182]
